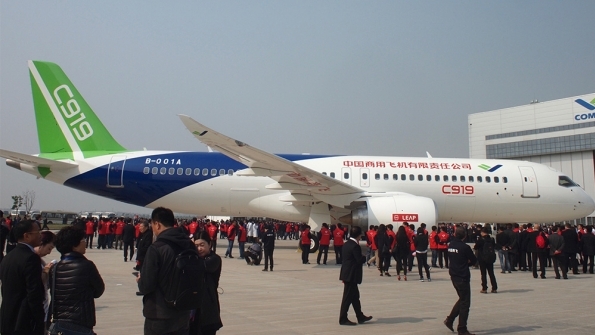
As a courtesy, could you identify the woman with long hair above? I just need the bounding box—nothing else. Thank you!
[190,231,223,335]
[374,224,391,277]
[395,226,410,281]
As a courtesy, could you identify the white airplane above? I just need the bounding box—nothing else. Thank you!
[2,61,594,236]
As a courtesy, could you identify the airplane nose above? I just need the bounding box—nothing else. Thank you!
[578,190,595,216]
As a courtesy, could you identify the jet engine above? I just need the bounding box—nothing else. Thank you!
[341,195,438,232]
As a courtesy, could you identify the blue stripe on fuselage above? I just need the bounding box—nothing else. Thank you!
[63,152,338,207]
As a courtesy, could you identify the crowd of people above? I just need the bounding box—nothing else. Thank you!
[0,208,593,335]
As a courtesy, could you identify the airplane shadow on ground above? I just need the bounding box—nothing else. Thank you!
[475,325,542,334]
[373,316,436,324]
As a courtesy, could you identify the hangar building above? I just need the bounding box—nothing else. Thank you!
[468,93,595,224]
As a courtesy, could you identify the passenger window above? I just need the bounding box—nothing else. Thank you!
[362,173,368,180]
[393,174,398,180]
[477,176,483,183]
[160,167,166,175]
[344,172,350,179]
[228,169,234,175]
[210,169,217,176]
[401,174,406,181]
[486,176,491,183]
[322,172,327,176]
[435,175,440,181]
[177,168,183,175]
[330,172,335,178]
[375,173,380,180]
[384,174,389,180]
[426,175,431,181]
[494,176,499,183]
[469,176,474,182]
[443,175,449,182]
[143,167,150,174]
[202,168,208,176]
[151,167,158,175]
[219,169,225,176]
[418,174,423,181]
[186,168,192,175]
[460,176,466,182]
[168,168,175,175]
[194,168,200,176]
[452,176,457,182]
[409,174,415,181]
[503,177,508,183]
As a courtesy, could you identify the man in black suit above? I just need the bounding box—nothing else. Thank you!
[339,226,372,326]
[562,223,580,275]
[0,220,45,335]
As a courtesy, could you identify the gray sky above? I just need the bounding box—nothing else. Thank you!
[1,1,594,215]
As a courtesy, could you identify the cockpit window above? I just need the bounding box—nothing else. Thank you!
[558,176,578,187]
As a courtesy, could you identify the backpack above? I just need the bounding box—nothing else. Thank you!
[536,233,546,249]
[481,237,496,263]
[157,239,204,311]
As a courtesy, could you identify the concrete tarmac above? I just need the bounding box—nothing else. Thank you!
[10,239,594,334]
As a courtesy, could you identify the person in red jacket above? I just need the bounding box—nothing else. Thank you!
[238,222,247,259]
[85,219,95,248]
[225,221,237,258]
[97,218,109,249]
[429,226,439,268]
[300,225,312,264]
[317,223,331,265]
[188,218,198,238]
[206,221,219,253]
[435,226,450,268]
[333,223,345,264]
[115,219,125,250]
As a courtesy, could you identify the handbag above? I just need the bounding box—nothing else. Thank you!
[47,262,95,335]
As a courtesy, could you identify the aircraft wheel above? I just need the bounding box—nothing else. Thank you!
[297,235,319,253]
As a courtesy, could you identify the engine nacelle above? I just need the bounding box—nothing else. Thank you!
[345,195,438,231]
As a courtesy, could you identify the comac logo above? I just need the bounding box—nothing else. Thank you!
[575,98,595,121]
[478,164,502,172]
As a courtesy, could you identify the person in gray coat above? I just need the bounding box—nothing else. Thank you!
[548,226,566,279]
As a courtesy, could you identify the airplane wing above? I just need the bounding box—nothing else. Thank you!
[0,149,78,169]
[178,115,362,207]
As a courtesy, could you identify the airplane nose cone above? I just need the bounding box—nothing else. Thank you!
[578,191,595,216]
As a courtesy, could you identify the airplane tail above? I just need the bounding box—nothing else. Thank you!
[28,60,126,158]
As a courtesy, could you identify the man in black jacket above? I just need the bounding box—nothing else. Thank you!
[262,224,275,271]
[0,220,45,335]
[135,220,153,271]
[338,226,372,326]
[562,223,580,275]
[581,226,595,274]
[474,227,497,293]
[122,219,136,262]
[137,207,195,335]
[444,227,477,335]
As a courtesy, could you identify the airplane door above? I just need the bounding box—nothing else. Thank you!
[107,156,126,188]
[360,168,370,188]
[519,166,539,198]
[341,167,352,185]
